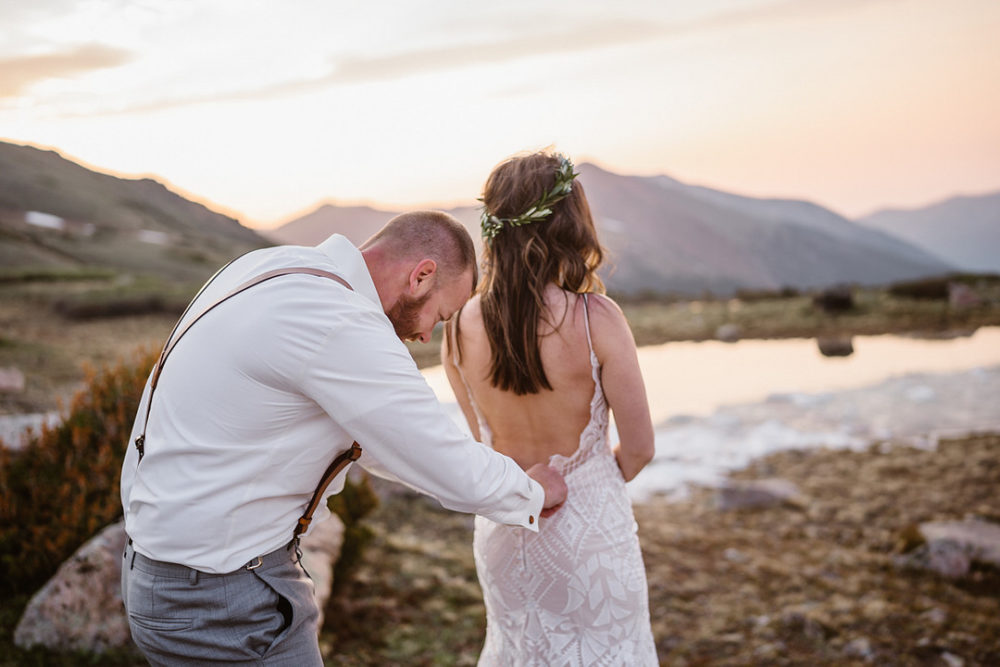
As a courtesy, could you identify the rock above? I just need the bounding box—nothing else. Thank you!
[715,478,805,511]
[715,323,742,343]
[0,366,26,393]
[918,520,1000,567]
[893,539,972,578]
[921,607,947,625]
[753,642,783,660]
[14,520,133,654]
[779,610,830,640]
[15,516,345,653]
[844,637,875,662]
[299,514,345,627]
[816,336,854,357]
[723,547,750,563]
[941,651,965,667]
[948,283,980,308]
[894,519,1000,578]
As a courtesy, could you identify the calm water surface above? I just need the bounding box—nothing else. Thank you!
[424,327,1000,499]
[425,327,1000,424]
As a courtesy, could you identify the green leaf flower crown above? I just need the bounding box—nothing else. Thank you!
[480,154,579,241]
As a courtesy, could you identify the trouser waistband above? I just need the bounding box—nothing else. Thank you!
[124,539,298,579]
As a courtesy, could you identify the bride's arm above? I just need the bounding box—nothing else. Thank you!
[441,317,482,441]
[587,294,654,482]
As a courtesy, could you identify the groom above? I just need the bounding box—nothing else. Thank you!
[119,210,567,665]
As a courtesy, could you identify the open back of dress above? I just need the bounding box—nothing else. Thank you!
[456,295,658,666]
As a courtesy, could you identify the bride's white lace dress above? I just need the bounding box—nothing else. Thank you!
[457,296,658,666]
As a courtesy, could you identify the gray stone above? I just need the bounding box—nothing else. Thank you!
[919,520,1000,568]
[893,539,972,578]
[715,323,742,343]
[0,366,25,393]
[816,336,854,357]
[948,283,980,308]
[14,520,132,654]
[715,478,805,511]
[299,513,345,627]
[15,515,345,654]
[941,651,966,667]
[844,637,875,662]
[921,607,947,625]
[894,519,1000,579]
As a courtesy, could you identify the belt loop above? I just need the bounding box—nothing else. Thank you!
[129,547,136,570]
[188,568,199,585]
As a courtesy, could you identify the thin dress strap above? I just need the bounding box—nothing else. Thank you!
[581,293,598,369]
[449,315,490,441]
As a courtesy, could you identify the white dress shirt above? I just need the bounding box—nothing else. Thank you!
[120,234,543,573]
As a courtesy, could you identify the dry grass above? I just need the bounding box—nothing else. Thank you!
[322,434,1000,666]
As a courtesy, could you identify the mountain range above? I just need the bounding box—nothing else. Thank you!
[2,139,994,295]
[268,163,965,295]
[858,192,1000,274]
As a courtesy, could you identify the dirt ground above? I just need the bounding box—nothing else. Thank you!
[323,433,1000,666]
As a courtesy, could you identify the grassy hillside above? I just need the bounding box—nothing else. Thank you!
[0,141,270,282]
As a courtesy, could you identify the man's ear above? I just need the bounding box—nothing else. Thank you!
[407,259,438,297]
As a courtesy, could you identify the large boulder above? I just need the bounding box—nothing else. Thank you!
[893,519,1000,578]
[14,520,131,654]
[300,513,345,627]
[15,516,345,654]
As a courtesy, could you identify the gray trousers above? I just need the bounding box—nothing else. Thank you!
[121,540,322,666]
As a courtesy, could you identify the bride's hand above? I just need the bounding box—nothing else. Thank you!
[526,463,567,517]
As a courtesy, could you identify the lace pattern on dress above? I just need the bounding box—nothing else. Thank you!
[453,294,658,666]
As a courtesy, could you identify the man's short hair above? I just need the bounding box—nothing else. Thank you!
[365,211,478,291]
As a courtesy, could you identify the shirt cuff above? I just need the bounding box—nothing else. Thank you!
[519,478,545,533]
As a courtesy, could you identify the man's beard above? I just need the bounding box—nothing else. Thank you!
[387,291,431,341]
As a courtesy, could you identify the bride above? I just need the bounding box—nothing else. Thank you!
[442,150,658,665]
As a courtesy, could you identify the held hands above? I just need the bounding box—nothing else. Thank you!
[526,463,568,518]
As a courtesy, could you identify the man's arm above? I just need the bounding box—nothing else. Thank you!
[299,306,565,530]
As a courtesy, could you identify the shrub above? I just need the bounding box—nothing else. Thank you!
[0,348,157,596]
[812,285,855,313]
[0,345,379,600]
[735,286,800,302]
[888,276,950,300]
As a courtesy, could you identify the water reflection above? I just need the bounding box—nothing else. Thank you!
[424,327,1000,425]
[633,327,1000,424]
[426,329,1000,500]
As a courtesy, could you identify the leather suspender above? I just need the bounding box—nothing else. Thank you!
[134,264,364,541]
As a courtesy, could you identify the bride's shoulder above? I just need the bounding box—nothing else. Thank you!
[581,293,634,352]
[582,292,625,322]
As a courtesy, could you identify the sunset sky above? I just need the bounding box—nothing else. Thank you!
[1,0,998,229]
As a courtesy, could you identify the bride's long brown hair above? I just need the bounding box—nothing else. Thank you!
[461,151,606,395]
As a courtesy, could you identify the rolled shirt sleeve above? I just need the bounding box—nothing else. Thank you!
[297,304,544,531]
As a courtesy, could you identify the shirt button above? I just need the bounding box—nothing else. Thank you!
[529,515,535,524]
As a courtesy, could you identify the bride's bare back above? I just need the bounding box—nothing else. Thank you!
[444,284,653,479]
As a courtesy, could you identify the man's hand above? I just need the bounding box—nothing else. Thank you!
[526,463,567,518]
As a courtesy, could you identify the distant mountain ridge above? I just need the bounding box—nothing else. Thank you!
[0,140,974,295]
[0,141,270,281]
[269,162,954,296]
[858,191,1000,273]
